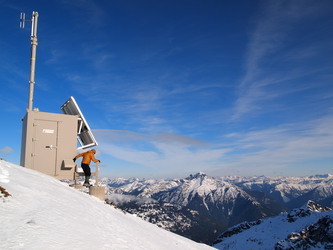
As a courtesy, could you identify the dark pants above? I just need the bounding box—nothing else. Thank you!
[81,163,91,177]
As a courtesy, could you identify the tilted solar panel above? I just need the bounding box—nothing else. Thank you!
[60,96,98,149]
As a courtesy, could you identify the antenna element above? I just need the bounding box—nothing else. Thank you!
[20,12,25,29]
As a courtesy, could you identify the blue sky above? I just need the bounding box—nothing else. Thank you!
[0,0,332,178]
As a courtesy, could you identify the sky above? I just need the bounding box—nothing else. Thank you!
[0,0,332,179]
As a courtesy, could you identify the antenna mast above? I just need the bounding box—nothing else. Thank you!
[20,11,39,111]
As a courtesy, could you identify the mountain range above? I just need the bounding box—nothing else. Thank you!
[104,173,333,245]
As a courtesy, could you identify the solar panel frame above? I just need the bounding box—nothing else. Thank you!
[60,96,98,150]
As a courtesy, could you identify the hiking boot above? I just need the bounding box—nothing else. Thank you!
[83,181,91,187]
[83,176,91,186]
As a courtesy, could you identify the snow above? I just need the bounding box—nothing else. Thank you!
[213,208,333,249]
[0,160,214,250]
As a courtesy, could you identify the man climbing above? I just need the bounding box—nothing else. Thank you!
[73,149,100,186]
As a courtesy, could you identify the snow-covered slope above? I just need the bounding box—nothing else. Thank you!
[213,201,333,249]
[0,160,213,250]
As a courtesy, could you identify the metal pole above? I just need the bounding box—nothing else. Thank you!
[28,11,38,111]
[95,162,100,186]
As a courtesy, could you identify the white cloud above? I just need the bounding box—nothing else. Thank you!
[93,130,228,176]
[218,115,333,175]
[0,146,14,154]
[107,193,156,205]
[232,0,330,121]
[92,114,333,177]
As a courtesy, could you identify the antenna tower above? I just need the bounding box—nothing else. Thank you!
[20,11,39,111]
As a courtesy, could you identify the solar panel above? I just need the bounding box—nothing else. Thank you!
[60,96,98,149]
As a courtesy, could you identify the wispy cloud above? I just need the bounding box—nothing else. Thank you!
[64,65,227,133]
[232,0,330,121]
[218,114,333,176]
[60,0,106,27]
[93,130,228,177]
[92,113,333,178]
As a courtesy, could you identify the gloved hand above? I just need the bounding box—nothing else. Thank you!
[73,158,76,162]
[98,160,101,163]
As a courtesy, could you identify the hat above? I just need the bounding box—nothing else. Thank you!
[91,149,96,154]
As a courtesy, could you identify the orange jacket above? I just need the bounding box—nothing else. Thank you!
[74,150,99,165]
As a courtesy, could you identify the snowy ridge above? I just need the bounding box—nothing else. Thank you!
[105,172,333,245]
[0,160,213,250]
[107,173,255,208]
[106,177,180,198]
[106,173,282,244]
[156,173,253,208]
[213,201,333,249]
[220,175,333,209]
[107,173,333,209]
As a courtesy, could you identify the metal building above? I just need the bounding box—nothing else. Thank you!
[20,97,98,180]
[20,110,78,179]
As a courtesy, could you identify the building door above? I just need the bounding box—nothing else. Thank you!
[32,119,58,175]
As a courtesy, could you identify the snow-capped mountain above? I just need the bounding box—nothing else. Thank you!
[105,173,333,245]
[224,175,333,209]
[105,173,284,244]
[213,200,333,249]
[0,160,213,250]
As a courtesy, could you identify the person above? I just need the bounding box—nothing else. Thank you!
[73,149,100,186]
